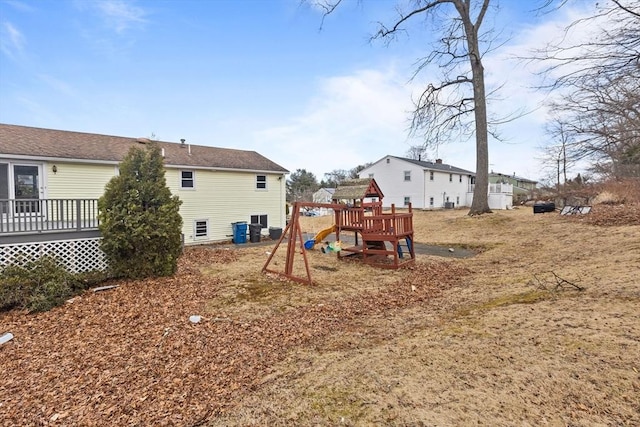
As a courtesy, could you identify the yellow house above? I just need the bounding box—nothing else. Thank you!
[0,123,288,246]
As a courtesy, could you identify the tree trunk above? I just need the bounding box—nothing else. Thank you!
[462,7,492,215]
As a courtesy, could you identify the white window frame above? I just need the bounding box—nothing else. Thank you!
[429,197,434,207]
[404,171,411,182]
[449,173,453,182]
[403,196,411,206]
[181,170,195,189]
[459,175,462,183]
[256,174,267,190]
[429,171,434,181]
[194,219,209,240]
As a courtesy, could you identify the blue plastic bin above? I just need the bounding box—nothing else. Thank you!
[232,221,247,244]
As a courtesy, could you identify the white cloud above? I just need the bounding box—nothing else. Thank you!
[252,2,617,182]
[0,21,25,59]
[2,0,36,13]
[78,0,148,34]
[252,67,418,179]
[98,0,147,33]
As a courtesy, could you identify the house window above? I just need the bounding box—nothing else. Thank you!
[386,158,390,164]
[404,171,411,181]
[256,175,267,190]
[446,196,450,202]
[181,170,194,189]
[429,171,434,181]
[459,175,462,183]
[368,173,374,178]
[251,214,268,228]
[456,196,460,205]
[449,173,453,182]
[429,197,434,207]
[194,219,208,239]
[403,196,411,206]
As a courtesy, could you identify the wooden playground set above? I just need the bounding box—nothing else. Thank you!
[262,179,415,285]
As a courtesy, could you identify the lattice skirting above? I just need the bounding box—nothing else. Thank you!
[0,238,108,273]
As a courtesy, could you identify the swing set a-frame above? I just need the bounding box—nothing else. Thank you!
[262,178,415,285]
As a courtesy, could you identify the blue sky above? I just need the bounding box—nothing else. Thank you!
[0,0,597,183]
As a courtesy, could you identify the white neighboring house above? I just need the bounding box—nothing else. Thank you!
[358,155,514,210]
[312,187,336,216]
[313,187,336,203]
[359,156,475,209]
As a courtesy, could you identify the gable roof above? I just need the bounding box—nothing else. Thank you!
[0,123,288,173]
[332,178,384,201]
[390,156,475,175]
[316,187,336,195]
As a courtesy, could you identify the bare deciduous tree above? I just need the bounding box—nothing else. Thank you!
[314,0,495,215]
[536,0,640,181]
[406,145,427,160]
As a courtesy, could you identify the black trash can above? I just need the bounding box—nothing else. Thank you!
[249,223,262,243]
[533,202,555,214]
[268,226,283,240]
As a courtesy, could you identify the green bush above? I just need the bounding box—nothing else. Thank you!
[0,256,105,313]
[98,143,183,279]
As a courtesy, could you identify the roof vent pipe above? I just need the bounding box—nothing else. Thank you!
[180,138,186,147]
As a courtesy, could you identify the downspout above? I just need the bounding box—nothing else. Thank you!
[423,169,427,209]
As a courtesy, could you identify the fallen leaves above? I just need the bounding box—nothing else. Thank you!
[0,248,466,426]
[565,203,640,226]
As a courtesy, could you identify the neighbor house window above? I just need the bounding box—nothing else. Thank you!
[429,171,434,181]
[456,196,460,205]
[386,158,390,164]
[459,175,462,183]
[368,173,374,178]
[181,170,194,189]
[403,196,411,206]
[449,173,453,182]
[404,171,411,181]
[251,214,268,228]
[256,175,267,190]
[429,197,434,207]
[194,219,208,239]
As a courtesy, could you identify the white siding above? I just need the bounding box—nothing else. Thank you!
[425,170,472,209]
[358,156,425,208]
[360,156,474,209]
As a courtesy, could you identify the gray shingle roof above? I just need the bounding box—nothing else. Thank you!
[0,123,288,173]
[391,156,475,175]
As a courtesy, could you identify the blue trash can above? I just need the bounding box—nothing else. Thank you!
[232,221,247,244]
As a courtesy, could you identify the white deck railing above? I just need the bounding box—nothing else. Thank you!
[0,199,100,234]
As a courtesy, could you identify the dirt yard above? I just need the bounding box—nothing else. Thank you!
[1,205,639,426]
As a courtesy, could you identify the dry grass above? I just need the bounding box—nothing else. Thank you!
[211,206,640,426]
[1,206,639,426]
